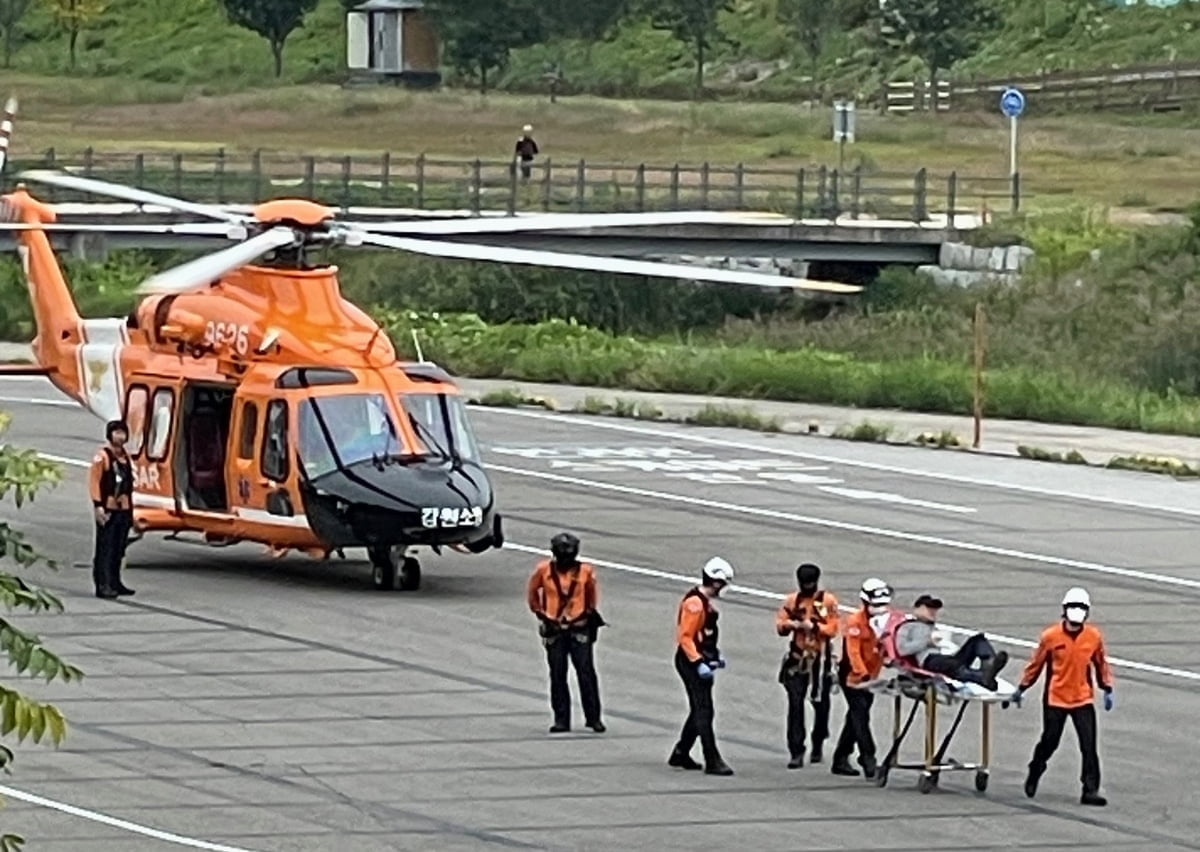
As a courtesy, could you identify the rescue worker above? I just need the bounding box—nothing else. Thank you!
[513,124,538,180]
[526,532,605,734]
[88,420,135,599]
[830,577,893,778]
[668,556,734,776]
[888,595,1009,689]
[776,562,839,768]
[1013,587,1114,806]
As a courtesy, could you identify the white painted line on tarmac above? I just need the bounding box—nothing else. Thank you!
[473,405,1200,517]
[816,485,977,514]
[490,463,1200,591]
[502,541,1200,683]
[0,783,260,851]
[0,395,74,407]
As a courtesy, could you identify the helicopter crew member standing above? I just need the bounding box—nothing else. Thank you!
[830,577,894,778]
[668,557,735,776]
[88,420,135,599]
[527,532,605,734]
[776,562,839,768]
[1014,587,1114,806]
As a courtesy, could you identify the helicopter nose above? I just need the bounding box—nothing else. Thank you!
[300,459,497,549]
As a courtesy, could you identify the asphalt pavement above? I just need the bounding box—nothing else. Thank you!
[1,377,1199,851]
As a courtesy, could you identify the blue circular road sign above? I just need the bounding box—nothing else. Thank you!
[1000,87,1026,118]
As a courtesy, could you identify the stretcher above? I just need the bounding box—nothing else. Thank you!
[860,665,1019,794]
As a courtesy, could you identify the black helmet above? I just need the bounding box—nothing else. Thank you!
[550,532,580,565]
[796,562,821,586]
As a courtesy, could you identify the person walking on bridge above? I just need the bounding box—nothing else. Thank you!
[527,532,605,734]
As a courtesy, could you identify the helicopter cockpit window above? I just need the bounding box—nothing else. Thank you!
[399,393,481,463]
[298,393,400,479]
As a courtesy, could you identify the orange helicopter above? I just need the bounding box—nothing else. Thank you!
[0,98,861,591]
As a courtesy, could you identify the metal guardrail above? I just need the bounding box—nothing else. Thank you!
[0,148,1021,220]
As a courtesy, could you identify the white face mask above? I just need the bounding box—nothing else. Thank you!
[1065,606,1088,624]
[868,604,889,615]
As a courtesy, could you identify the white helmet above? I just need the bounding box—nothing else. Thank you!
[702,556,735,584]
[522,124,533,133]
[860,577,891,606]
[1062,586,1091,625]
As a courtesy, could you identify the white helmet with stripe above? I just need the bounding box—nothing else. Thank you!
[1062,586,1090,625]
[860,576,891,606]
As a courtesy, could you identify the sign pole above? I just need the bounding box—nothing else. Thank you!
[999,86,1026,213]
[973,302,986,449]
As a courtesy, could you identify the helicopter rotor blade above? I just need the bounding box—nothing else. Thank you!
[355,210,792,236]
[353,231,862,294]
[0,221,246,238]
[136,226,298,294]
[17,169,248,224]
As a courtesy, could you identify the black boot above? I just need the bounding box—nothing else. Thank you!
[95,587,118,599]
[668,748,702,771]
[787,753,804,769]
[980,651,1009,691]
[860,756,878,779]
[705,758,734,776]
[810,742,824,764]
[1024,766,1043,798]
[1081,791,1107,806]
[831,759,860,777]
[115,585,136,596]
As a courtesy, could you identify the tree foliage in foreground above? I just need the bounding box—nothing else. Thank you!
[0,412,82,852]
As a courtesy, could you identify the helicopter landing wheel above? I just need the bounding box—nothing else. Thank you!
[369,548,397,591]
[399,557,421,591]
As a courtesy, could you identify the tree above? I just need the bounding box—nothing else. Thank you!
[41,0,106,71]
[643,0,733,98]
[874,0,999,110]
[423,0,543,94]
[0,0,32,69]
[777,0,841,92]
[0,412,83,852]
[216,0,320,78]
[540,0,627,45]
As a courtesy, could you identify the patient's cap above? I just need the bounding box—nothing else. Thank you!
[914,594,943,609]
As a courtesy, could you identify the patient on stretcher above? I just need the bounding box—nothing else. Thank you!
[889,595,1009,690]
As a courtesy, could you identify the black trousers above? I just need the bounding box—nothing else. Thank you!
[93,510,132,592]
[544,632,601,727]
[832,685,876,765]
[923,633,996,683]
[782,663,832,757]
[672,649,723,765]
[1028,703,1101,793]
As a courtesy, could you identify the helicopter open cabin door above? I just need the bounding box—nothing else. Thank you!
[124,376,182,521]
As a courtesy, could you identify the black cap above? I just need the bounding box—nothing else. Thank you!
[914,594,943,609]
[797,563,821,584]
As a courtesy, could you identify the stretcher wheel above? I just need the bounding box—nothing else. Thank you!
[974,771,989,792]
[917,773,935,794]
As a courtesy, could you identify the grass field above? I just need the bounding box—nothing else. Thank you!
[7,74,1200,214]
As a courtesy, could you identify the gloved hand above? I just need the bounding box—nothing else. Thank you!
[697,662,714,679]
[1103,690,1114,711]
[1011,687,1024,706]
[713,655,728,669]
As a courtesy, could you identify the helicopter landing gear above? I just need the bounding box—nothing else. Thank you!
[368,545,421,592]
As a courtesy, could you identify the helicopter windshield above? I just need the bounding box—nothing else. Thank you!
[399,392,482,464]
[298,393,401,479]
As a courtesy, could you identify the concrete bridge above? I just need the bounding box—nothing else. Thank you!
[0,203,983,272]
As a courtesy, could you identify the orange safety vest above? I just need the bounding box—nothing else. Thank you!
[877,610,914,665]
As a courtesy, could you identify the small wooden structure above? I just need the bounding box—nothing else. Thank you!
[346,0,441,88]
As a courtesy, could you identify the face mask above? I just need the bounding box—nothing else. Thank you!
[868,604,889,615]
[1064,606,1088,624]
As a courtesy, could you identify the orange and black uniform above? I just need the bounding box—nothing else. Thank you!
[527,559,602,730]
[88,444,133,596]
[776,589,839,761]
[670,587,726,768]
[1019,621,1114,795]
[831,608,885,774]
